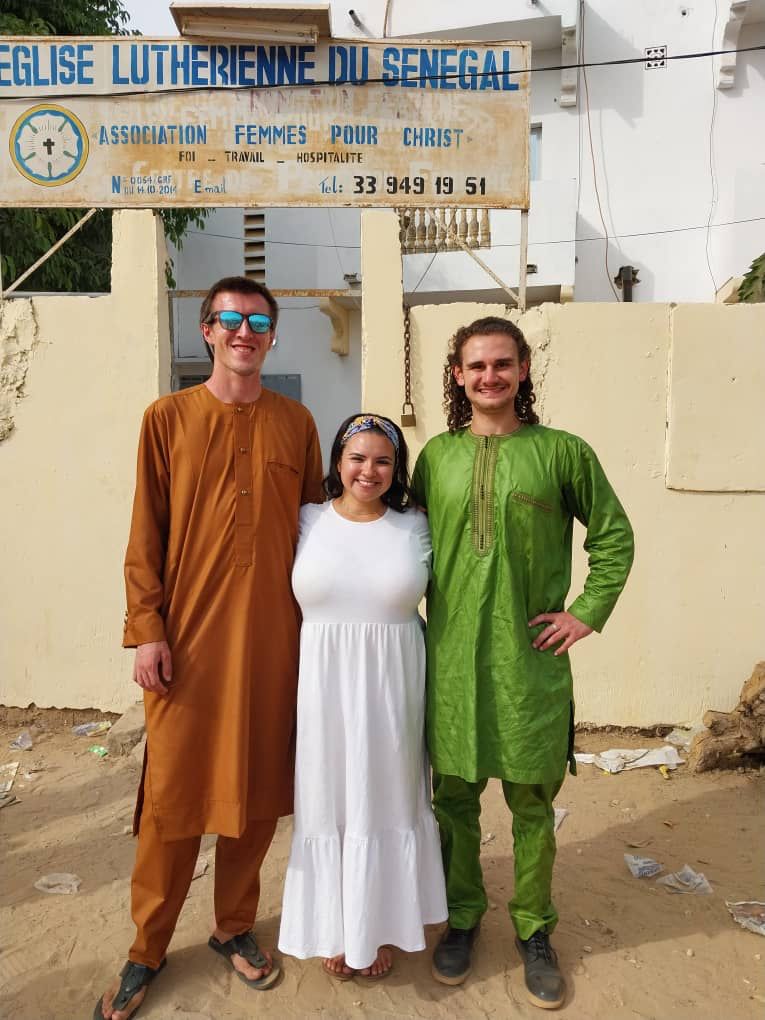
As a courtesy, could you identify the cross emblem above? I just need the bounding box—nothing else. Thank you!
[43,137,55,155]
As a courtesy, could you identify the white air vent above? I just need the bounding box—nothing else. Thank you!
[644,45,667,70]
[244,210,266,282]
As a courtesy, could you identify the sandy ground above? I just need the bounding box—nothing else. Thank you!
[1,719,763,1020]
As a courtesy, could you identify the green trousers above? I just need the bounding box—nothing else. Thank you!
[433,772,564,941]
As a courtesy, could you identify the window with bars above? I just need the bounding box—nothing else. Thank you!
[174,365,302,402]
[530,124,541,181]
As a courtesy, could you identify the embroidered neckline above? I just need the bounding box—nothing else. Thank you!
[471,435,499,556]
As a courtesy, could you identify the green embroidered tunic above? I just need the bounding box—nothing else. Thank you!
[412,425,634,785]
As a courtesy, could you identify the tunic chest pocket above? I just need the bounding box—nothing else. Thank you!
[267,461,300,501]
[511,491,554,513]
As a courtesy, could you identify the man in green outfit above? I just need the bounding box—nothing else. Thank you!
[412,316,633,1009]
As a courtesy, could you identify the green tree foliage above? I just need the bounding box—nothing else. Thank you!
[0,1,206,293]
[0,0,130,36]
[737,253,765,304]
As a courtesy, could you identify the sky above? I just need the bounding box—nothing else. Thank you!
[124,0,180,35]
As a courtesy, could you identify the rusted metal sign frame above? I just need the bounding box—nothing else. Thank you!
[0,36,530,211]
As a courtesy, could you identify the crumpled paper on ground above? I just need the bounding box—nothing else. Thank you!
[656,864,713,894]
[72,721,112,738]
[0,761,20,795]
[10,730,33,751]
[574,746,684,774]
[665,726,705,752]
[624,853,663,878]
[34,873,82,895]
[726,901,765,936]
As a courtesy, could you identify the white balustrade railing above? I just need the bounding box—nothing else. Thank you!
[398,208,491,254]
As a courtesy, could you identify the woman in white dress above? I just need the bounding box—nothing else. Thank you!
[279,413,447,979]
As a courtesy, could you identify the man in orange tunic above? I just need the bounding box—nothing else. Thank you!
[95,277,323,1020]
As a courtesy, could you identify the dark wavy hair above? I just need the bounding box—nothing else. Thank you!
[324,413,414,513]
[199,276,279,361]
[443,316,539,432]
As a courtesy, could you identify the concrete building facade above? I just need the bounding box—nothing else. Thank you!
[161,0,765,454]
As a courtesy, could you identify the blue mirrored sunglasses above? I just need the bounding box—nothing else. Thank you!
[212,310,273,333]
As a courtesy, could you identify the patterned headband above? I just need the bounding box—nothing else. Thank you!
[341,414,400,452]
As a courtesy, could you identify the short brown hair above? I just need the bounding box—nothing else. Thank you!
[443,316,539,432]
[199,276,279,361]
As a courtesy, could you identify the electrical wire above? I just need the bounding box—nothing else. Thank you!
[410,251,438,293]
[580,2,620,302]
[326,207,350,281]
[478,214,765,247]
[183,213,765,249]
[184,228,359,246]
[575,4,584,229]
[170,211,765,300]
[4,45,763,100]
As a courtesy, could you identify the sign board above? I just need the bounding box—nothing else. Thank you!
[0,37,529,209]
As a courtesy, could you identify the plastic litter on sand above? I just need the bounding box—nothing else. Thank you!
[657,865,713,895]
[0,761,20,796]
[34,873,82,895]
[665,726,705,752]
[554,807,569,832]
[72,721,112,737]
[624,854,663,878]
[574,746,684,774]
[9,730,33,751]
[726,901,765,937]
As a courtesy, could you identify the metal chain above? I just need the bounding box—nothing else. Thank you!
[403,303,412,405]
[401,303,416,426]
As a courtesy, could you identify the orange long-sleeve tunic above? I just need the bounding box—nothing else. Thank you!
[123,384,323,841]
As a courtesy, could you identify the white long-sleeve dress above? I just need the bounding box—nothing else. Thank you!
[278,501,447,970]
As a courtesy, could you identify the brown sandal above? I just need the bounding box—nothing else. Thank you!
[208,931,281,990]
[92,958,166,1019]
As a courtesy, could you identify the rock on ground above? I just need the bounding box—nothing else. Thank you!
[105,702,146,757]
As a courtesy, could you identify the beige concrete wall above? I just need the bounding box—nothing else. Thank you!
[361,211,765,726]
[667,303,765,491]
[0,211,170,712]
[3,208,762,722]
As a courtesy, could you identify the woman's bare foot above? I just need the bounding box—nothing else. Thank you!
[322,953,355,979]
[360,946,393,978]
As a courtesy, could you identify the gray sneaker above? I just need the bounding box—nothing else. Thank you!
[515,930,565,1009]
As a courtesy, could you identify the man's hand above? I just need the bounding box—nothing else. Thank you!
[133,641,173,695]
[529,611,593,656]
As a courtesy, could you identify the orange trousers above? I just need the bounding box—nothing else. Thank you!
[128,807,278,968]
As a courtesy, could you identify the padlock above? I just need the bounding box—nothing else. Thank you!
[401,402,417,427]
